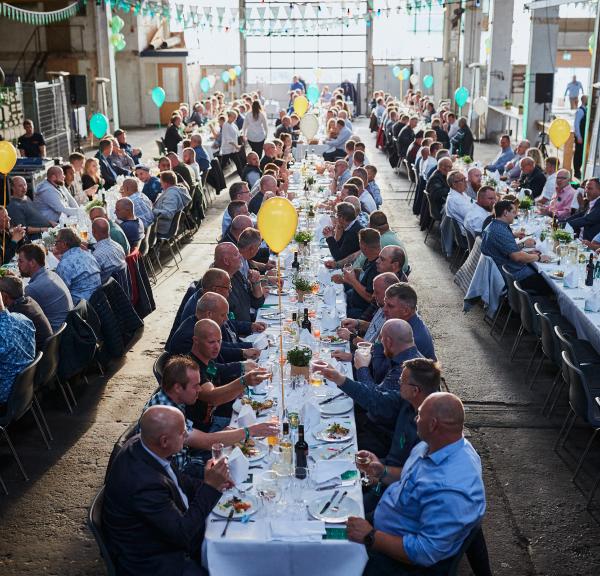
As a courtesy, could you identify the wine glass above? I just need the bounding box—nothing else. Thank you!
[211,443,224,462]
[355,453,372,486]
[255,470,282,518]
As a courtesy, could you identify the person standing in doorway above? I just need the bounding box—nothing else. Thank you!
[564,75,584,110]
[573,95,587,180]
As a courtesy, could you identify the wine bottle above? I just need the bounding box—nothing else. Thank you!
[292,251,300,271]
[301,308,312,332]
[586,253,594,287]
[280,422,293,474]
[294,424,308,478]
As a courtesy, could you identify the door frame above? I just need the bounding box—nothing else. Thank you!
[157,63,184,125]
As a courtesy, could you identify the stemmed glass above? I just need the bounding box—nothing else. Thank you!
[255,470,281,518]
[355,453,372,487]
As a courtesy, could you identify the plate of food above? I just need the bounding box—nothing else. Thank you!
[235,439,268,462]
[321,334,346,346]
[240,396,275,414]
[549,270,565,280]
[269,289,290,296]
[214,494,259,518]
[307,493,361,523]
[315,422,353,443]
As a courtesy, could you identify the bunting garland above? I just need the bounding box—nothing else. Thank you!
[1,1,81,25]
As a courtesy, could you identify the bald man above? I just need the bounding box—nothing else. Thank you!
[517,156,547,199]
[89,205,130,254]
[7,175,53,238]
[33,165,80,222]
[167,291,259,361]
[241,151,262,189]
[115,197,144,249]
[347,392,486,575]
[426,157,453,218]
[224,214,253,245]
[91,217,127,282]
[103,404,230,576]
[214,242,265,323]
[332,159,352,193]
[248,174,277,215]
[120,177,154,228]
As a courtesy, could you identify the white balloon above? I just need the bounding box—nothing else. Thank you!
[300,113,319,140]
[409,73,419,86]
[473,96,488,116]
[208,75,216,88]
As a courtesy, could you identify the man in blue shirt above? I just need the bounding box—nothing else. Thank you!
[346,392,486,574]
[573,95,587,179]
[135,165,162,203]
[481,200,552,295]
[484,134,515,175]
[565,75,584,109]
[323,119,352,162]
[190,133,211,174]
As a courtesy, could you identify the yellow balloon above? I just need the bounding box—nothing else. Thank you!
[548,118,571,148]
[293,95,309,118]
[0,141,17,174]
[257,197,298,254]
[228,68,236,81]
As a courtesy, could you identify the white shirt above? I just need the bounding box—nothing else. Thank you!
[242,112,268,142]
[420,157,437,181]
[541,172,557,201]
[463,203,491,236]
[445,189,473,229]
[448,122,460,139]
[220,121,240,155]
[359,190,377,214]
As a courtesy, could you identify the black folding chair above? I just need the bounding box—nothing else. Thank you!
[88,486,117,576]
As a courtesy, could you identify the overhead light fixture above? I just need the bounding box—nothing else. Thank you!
[563,52,572,61]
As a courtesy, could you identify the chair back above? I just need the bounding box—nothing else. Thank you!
[501,266,521,315]
[35,323,67,391]
[514,281,540,336]
[146,222,157,251]
[451,218,469,252]
[4,352,42,424]
[160,210,184,240]
[534,302,559,365]
[465,229,476,252]
[446,523,486,576]
[561,351,592,421]
[138,225,150,257]
[87,486,117,576]
[407,163,417,185]
[153,351,171,385]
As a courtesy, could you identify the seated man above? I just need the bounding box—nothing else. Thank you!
[248,175,278,215]
[89,206,130,255]
[0,206,26,265]
[351,170,377,214]
[516,157,546,199]
[167,152,196,192]
[91,218,127,283]
[142,356,276,478]
[0,293,35,405]
[323,201,363,262]
[33,166,80,223]
[7,176,54,238]
[323,118,352,162]
[221,201,249,242]
[445,170,473,232]
[482,200,552,294]
[54,227,102,304]
[103,404,229,576]
[334,228,381,319]
[484,134,515,175]
[120,177,154,229]
[259,141,277,171]
[463,186,497,237]
[17,243,73,331]
[0,273,51,352]
[221,214,252,246]
[426,157,453,218]
[365,165,382,208]
[347,393,486,576]
[221,181,251,235]
[567,177,600,241]
[214,242,265,323]
[190,133,211,174]
[153,171,192,236]
[331,160,352,194]
[241,151,262,190]
[538,169,575,220]
[135,164,162,203]
[115,197,145,250]
[114,128,142,164]
[96,139,121,188]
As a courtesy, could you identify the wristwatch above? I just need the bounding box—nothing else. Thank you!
[364,528,377,550]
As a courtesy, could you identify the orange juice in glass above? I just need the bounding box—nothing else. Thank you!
[267,415,279,447]
[80,229,88,242]
[310,359,326,387]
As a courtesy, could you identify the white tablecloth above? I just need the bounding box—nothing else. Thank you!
[293,144,329,161]
[203,226,368,576]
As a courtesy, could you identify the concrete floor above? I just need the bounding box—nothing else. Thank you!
[0,120,599,575]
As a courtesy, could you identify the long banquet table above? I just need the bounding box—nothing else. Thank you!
[202,166,369,576]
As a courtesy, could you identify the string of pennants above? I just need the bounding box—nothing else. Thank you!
[1,1,80,25]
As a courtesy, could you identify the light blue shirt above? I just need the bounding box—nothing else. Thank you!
[565,80,583,99]
[0,310,35,403]
[130,191,154,228]
[374,438,486,567]
[325,125,352,152]
[33,180,80,222]
[367,181,382,207]
[485,147,515,175]
[56,247,102,304]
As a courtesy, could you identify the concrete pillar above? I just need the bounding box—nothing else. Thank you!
[239,0,246,93]
[485,0,514,137]
[94,4,119,128]
[522,6,559,143]
[442,2,461,100]
[461,4,483,99]
[584,5,600,178]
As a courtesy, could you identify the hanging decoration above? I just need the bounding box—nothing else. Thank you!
[200,77,211,93]
[151,86,166,108]
[392,66,401,79]
[89,113,109,139]
[423,75,434,89]
[221,71,230,83]
[299,113,319,140]
[401,68,410,81]
[0,141,17,175]
[548,119,571,148]
[472,96,488,116]
[454,86,469,108]
[1,1,80,25]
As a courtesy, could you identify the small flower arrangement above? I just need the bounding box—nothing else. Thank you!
[306,175,316,186]
[84,198,104,213]
[503,99,513,109]
[518,196,533,211]
[294,230,313,244]
[293,276,317,293]
[462,155,473,165]
[552,229,573,243]
[41,226,59,249]
[286,346,312,367]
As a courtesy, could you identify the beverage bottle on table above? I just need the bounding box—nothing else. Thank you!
[280,422,293,473]
[292,251,300,272]
[586,253,595,287]
[295,425,308,478]
[301,308,312,332]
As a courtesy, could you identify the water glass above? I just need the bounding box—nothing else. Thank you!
[355,453,372,486]
[211,443,224,462]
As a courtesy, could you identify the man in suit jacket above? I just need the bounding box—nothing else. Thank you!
[324,201,364,262]
[567,178,600,241]
[517,157,546,199]
[103,405,229,576]
[97,139,119,188]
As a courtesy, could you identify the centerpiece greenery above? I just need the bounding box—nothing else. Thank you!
[518,196,533,210]
[294,230,313,244]
[287,346,312,378]
[552,229,573,243]
[293,276,317,301]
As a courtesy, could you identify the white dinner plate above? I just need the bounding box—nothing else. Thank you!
[312,444,355,461]
[314,421,354,443]
[213,494,259,518]
[320,335,346,346]
[307,493,361,523]
[319,396,354,416]
[238,440,268,462]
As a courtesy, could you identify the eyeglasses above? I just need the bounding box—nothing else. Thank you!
[214,284,232,291]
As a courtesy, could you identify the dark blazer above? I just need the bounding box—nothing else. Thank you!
[567,200,600,241]
[326,220,363,262]
[248,191,265,215]
[518,165,547,199]
[450,126,474,157]
[396,125,415,159]
[164,124,183,154]
[426,170,450,218]
[229,271,265,323]
[103,437,221,576]
[97,155,118,189]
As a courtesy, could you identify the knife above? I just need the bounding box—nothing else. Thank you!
[319,392,345,405]
[221,509,235,537]
[316,483,341,491]
[334,490,348,509]
[324,443,353,460]
[319,489,339,515]
[211,518,255,523]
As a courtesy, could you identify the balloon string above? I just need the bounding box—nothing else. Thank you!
[2,176,6,264]
[277,253,285,417]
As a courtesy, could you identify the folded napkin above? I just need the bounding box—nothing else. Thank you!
[318,266,332,285]
[323,285,337,307]
[300,400,321,429]
[563,267,579,289]
[298,328,316,347]
[321,310,339,332]
[237,404,257,428]
[270,520,326,542]
[228,446,250,485]
[585,291,600,312]
[242,333,269,350]
[312,459,354,484]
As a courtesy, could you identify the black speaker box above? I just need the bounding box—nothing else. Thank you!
[69,74,88,106]
[535,73,554,104]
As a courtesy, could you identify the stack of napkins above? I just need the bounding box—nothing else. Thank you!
[585,291,600,312]
[321,309,339,332]
[270,520,326,541]
[563,268,579,289]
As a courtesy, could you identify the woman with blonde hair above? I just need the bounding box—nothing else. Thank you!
[526,147,544,168]
[81,157,103,199]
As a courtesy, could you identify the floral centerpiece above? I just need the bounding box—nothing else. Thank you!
[294,230,313,244]
[293,276,318,302]
[305,175,316,187]
[286,346,312,378]
[461,155,473,165]
[41,226,60,249]
[552,229,573,244]
[518,196,533,211]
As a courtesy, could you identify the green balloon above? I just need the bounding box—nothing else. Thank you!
[90,113,109,139]
[454,86,469,108]
[306,84,319,104]
[115,38,126,51]
[111,15,124,33]
[151,86,166,108]
[423,75,434,89]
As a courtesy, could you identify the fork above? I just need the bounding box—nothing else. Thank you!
[329,490,347,513]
